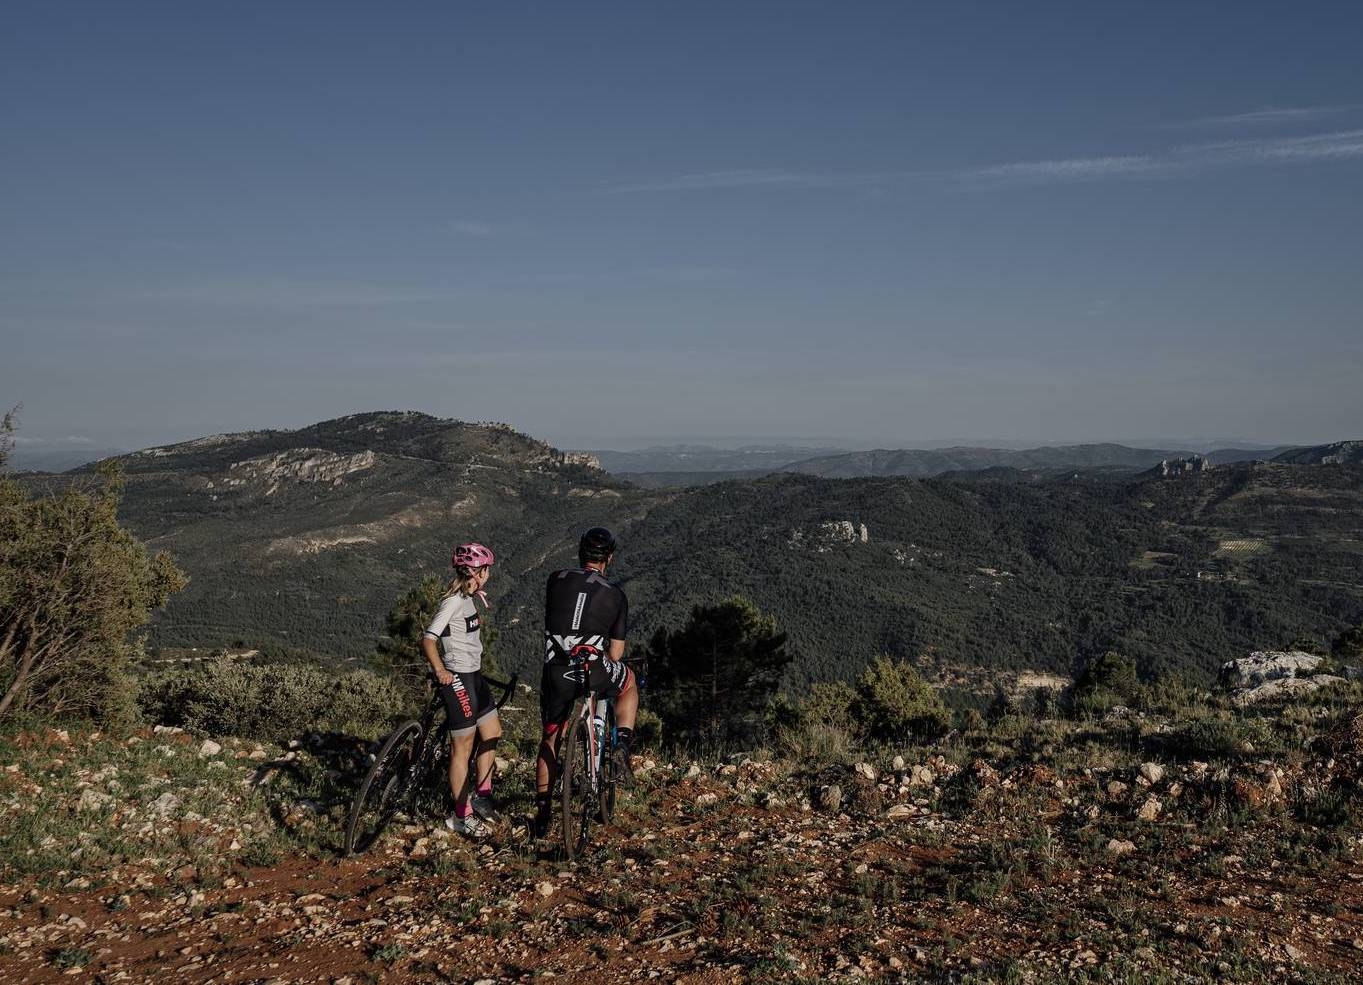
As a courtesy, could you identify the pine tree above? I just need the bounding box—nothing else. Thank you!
[642,596,790,750]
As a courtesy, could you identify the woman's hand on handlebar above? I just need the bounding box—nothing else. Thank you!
[433,667,454,687]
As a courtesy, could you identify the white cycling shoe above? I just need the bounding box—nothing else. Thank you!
[444,812,491,838]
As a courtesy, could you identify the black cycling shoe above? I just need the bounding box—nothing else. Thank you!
[611,745,635,786]
[532,808,551,839]
[471,795,501,824]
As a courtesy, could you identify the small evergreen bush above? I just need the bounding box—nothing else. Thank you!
[1069,651,1140,718]
[139,659,412,741]
[853,655,951,743]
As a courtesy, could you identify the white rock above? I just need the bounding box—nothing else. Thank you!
[908,765,935,787]
[854,762,876,781]
[1136,796,1162,821]
[76,788,110,813]
[1231,675,1346,707]
[1219,650,1322,689]
[535,881,556,898]
[198,739,223,758]
[1106,839,1136,856]
[695,792,719,807]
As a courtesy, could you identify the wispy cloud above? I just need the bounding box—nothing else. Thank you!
[613,126,1363,195]
[964,155,1158,182]
[962,129,1363,187]
[1183,104,1358,127]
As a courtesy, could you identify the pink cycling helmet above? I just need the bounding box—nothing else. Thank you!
[451,542,496,569]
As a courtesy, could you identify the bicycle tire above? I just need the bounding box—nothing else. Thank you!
[408,724,447,819]
[598,701,617,824]
[344,720,422,855]
[559,702,593,860]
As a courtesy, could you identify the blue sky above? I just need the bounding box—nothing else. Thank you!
[3,1,1361,452]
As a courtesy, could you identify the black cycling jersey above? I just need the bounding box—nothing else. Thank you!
[543,567,627,662]
[541,568,629,725]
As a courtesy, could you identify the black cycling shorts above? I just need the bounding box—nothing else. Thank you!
[540,655,630,727]
[439,671,496,735]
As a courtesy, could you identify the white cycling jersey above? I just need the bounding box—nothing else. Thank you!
[423,592,485,674]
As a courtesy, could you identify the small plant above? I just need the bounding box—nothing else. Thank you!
[371,943,409,964]
[51,947,93,970]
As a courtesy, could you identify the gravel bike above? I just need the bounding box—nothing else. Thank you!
[345,672,517,855]
[557,651,634,860]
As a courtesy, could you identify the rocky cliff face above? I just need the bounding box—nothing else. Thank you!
[1155,455,1210,477]
[227,449,377,491]
[1219,650,1355,706]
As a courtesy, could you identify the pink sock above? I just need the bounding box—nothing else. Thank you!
[477,785,492,798]
[455,801,472,819]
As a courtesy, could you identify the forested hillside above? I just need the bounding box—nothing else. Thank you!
[576,464,1363,687]
[782,442,1193,478]
[25,414,1361,691]
[30,413,659,659]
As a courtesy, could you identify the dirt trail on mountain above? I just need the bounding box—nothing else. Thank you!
[4,775,1363,984]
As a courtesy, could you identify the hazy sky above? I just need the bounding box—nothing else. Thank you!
[4,1,1361,452]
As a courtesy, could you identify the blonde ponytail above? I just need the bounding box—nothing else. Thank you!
[444,564,482,599]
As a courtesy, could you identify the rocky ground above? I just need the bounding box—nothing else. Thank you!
[3,714,1363,983]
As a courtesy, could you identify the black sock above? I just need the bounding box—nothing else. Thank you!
[534,792,552,816]
[615,727,633,752]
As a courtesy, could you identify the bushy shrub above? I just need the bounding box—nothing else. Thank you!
[1164,714,1278,761]
[139,659,413,741]
[1,415,184,727]
[853,655,951,743]
[1069,651,1140,718]
[1332,624,1363,661]
[632,707,664,749]
[774,680,858,763]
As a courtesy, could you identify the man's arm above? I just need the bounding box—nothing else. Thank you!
[607,590,628,662]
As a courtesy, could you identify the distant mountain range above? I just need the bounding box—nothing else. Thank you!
[21,414,1363,687]
[584,441,1307,484]
[590,444,846,474]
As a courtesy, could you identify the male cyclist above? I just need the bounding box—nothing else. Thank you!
[534,527,638,838]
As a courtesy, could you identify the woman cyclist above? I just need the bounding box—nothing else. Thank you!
[420,542,503,837]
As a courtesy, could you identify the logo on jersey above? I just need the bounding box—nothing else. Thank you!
[464,613,481,634]
[544,633,605,663]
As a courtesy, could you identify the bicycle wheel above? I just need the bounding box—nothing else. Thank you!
[598,702,617,824]
[408,727,448,820]
[345,720,421,855]
[558,704,594,860]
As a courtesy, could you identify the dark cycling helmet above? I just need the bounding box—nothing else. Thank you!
[578,527,617,564]
[451,542,496,569]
